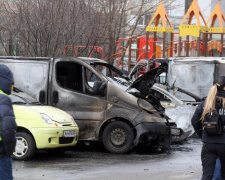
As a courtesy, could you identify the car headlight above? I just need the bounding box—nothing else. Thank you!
[40,114,53,124]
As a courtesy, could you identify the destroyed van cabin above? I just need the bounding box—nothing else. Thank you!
[82,57,202,141]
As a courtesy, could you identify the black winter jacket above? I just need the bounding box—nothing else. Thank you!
[0,64,17,157]
[191,91,225,144]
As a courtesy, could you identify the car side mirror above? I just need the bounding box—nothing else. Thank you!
[39,91,45,104]
[93,81,106,96]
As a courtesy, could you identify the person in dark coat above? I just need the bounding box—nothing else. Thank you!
[191,76,225,180]
[0,64,17,180]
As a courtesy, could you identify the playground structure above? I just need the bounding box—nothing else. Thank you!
[112,37,162,72]
[113,0,225,72]
[63,0,225,73]
[63,45,104,60]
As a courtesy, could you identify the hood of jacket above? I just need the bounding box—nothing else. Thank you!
[0,64,14,95]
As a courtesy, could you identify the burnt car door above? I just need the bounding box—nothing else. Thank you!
[51,60,107,140]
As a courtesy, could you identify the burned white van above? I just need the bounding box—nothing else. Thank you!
[130,57,225,99]
[112,57,225,141]
[0,56,180,153]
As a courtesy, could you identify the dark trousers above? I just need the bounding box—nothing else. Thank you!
[201,143,225,180]
[0,156,13,180]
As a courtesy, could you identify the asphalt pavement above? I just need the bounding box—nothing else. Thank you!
[13,137,203,180]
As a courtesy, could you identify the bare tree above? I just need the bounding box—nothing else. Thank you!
[0,0,182,62]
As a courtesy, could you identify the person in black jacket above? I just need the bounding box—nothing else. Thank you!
[191,76,225,180]
[0,64,17,180]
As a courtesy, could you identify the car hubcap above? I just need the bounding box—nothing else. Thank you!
[13,137,28,157]
[110,128,127,147]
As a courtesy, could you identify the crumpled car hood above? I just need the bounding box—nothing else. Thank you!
[130,63,167,97]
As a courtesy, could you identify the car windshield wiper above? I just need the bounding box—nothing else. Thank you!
[13,101,26,104]
[13,87,23,93]
[31,102,42,105]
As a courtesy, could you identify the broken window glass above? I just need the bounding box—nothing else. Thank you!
[56,62,83,93]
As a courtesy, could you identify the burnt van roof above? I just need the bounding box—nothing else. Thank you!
[0,56,51,61]
[77,57,107,64]
[151,57,225,63]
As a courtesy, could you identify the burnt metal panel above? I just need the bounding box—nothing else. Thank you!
[0,58,50,103]
[105,82,141,122]
[167,60,215,98]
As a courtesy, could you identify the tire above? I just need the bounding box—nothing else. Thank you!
[13,132,36,160]
[102,121,135,154]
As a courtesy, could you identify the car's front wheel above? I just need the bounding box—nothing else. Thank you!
[13,132,36,160]
[102,121,135,154]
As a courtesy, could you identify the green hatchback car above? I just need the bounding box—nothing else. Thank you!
[10,91,79,160]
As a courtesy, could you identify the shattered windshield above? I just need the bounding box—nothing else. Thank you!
[167,61,214,98]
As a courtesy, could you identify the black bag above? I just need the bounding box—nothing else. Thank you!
[202,108,222,135]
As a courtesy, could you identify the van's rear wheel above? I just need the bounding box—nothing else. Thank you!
[102,121,135,154]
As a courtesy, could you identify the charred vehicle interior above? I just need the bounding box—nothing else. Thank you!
[56,61,106,96]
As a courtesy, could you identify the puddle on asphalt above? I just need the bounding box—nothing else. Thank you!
[171,146,193,152]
